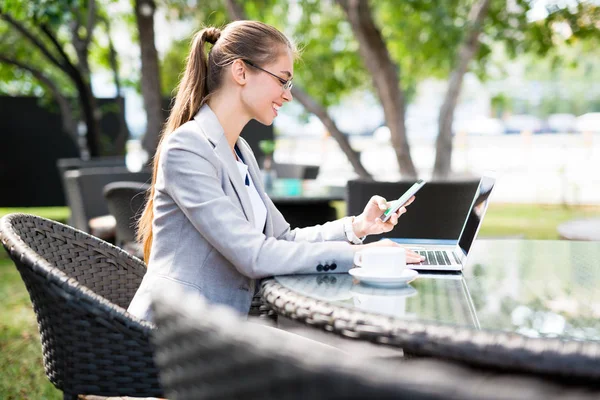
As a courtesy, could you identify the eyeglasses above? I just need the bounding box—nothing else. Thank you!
[243,60,293,91]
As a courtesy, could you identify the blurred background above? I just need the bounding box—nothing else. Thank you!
[1,0,599,398]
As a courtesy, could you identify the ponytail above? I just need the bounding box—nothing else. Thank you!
[137,27,220,263]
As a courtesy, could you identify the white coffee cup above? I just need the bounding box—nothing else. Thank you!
[353,247,406,271]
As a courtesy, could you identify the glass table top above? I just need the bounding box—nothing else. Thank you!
[273,240,600,342]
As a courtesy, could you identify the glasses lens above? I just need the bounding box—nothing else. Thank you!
[284,80,293,91]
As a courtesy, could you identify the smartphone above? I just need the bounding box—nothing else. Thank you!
[380,179,426,223]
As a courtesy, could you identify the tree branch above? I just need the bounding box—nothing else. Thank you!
[433,0,491,179]
[0,55,77,140]
[39,24,81,79]
[291,87,372,179]
[0,12,65,70]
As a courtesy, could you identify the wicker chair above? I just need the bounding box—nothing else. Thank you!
[150,289,600,400]
[0,213,163,400]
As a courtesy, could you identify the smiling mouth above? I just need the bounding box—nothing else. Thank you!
[272,103,281,116]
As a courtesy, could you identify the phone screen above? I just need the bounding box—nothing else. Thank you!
[380,179,426,222]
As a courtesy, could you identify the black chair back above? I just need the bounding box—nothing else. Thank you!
[103,181,150,246]
[346,179,480,243]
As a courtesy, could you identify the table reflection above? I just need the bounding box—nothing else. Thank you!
[276,272,479,328]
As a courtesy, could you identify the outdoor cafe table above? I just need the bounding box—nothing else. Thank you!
[261,239,600,381]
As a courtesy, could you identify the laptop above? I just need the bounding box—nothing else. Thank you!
[400,173,496,272]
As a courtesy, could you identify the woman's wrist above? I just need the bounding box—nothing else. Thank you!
[352,215,367,238]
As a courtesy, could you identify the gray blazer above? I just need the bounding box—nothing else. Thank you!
[127,105,355,320]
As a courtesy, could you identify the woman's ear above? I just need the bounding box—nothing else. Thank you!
[231,59,247,86]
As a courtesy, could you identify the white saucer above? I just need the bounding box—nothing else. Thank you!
[348,268,418,288]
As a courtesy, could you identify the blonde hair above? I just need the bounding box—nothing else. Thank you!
[137,21,297,263]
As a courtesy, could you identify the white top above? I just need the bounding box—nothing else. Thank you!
[235,157,267,232]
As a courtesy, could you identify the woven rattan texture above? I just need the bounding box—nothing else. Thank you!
[261,279,600,383]
[152,290,600,400]
[0,213,164,398]
[151,291,437,400]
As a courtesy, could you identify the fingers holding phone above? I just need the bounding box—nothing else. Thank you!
[380,180,426,223]
[354,182,423,237]
[382,194,415,223]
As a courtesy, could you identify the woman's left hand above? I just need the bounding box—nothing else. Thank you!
[352,195,415,237]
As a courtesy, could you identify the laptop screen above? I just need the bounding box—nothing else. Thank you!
[457,175,496,256]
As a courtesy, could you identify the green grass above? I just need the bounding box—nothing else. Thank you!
[479,203,600,239]
[0,207,69,223]
[0,255,61,399]
[0,208,68,399]
[1,203,599,398]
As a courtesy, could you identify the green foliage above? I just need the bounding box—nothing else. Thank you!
[0,0,126,96]
[290,0,367,106]
[377,0,466,92]
[524,1,600,57]
[2,0,78,23]
[258,139,276,155]
[0,16,75,97]
[158,0,575,112]
[160,37,189,97]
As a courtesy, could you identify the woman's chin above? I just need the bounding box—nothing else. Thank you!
[254,116,274,126]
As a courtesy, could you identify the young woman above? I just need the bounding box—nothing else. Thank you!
[127,20,423,321]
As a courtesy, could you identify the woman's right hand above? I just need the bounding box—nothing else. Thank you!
[358,239,425,264]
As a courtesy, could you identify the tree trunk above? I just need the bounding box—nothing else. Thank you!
[433,0,491,180]
[135,0,164,157]
[71,0,102,157]
[74,75,102,157]
[104,16,129,155]
[224,0,372,180]
[338,0,417,179]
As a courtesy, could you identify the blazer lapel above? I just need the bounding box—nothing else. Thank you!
[193,106,255,226]
[237,138,274,236]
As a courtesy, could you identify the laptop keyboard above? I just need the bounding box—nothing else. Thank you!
[416,250,459,266]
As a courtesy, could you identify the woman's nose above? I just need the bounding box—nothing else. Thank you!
[283,88,293,102]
